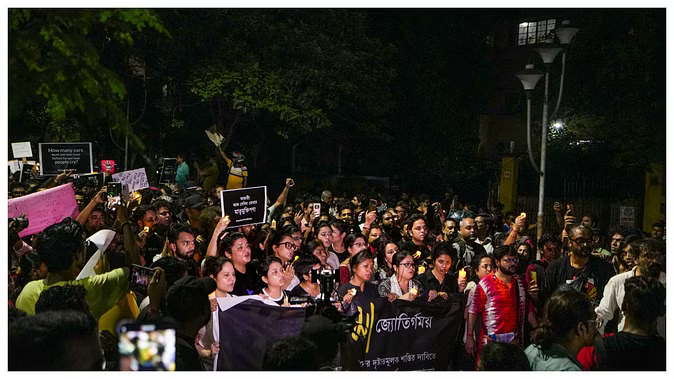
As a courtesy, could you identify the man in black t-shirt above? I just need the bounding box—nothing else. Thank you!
[545,225,615,304]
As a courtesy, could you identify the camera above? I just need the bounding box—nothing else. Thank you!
[9,216,29,231]
[310,268,339,301]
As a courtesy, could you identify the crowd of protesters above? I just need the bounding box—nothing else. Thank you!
[7,152,666,371]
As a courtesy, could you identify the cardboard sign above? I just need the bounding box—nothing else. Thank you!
[76,230,117,280]
[111,168,149,199]
[39,142,93,176]
[159,158,177,184]
[620,206,635,226]
[9,160,36,175]
[19,163,34,183]
[8,183,79,237]
[220,186,267,228]
[101,160,116,174]
[12,142,33,158]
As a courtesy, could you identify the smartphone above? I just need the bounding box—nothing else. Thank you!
[368,199,377,212]
[107,182,123,208]
[118,321,176,371]
[531,271,537,285]
[312,203,321,219]
[129,264,155,295]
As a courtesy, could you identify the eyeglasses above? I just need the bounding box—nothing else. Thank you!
[280,242,298,250]
[570,238,592,246]
[503,257,519,264]
[399,262,416,268]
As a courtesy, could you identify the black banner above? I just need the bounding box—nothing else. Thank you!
[159,158,177,184]
[216,299,306,370]
[216,295,464,370]
[39,142,93,176]
[346,296,464,371]
[220,186,268,228]
[73,172,105,190]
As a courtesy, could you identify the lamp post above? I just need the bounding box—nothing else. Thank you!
[516,20,579,241]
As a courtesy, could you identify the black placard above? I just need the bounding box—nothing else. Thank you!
[39,142,93,176]
[19,163,34,183]
[220,186,267,228]
[73,172,105,190]
[159,158,177,184]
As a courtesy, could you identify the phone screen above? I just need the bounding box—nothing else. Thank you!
[368,199,377,212]
[129,264,154,295]
[312,203,321,218]
[118,322,176,371]
[107,182,123,208]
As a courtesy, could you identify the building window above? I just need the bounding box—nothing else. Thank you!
[518,19,556,46]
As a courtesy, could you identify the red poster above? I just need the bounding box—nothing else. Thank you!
[101,160,115,174]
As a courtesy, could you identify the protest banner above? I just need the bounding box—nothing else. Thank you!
[11,142,33,159]
[215,298,307,370]
[159,158,177,184]
[8,183,79,237]
[214,295,464,371]
[220,186,267,228]
[112,168,150,199]
[39,142,93,176]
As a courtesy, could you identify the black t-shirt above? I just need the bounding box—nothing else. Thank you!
[417,269,459,295]
[175,332,204,371]
[399,241,431,264]
[329,245,350,264]
[142,233,163,265]
[595,332,666,371]
[336,281,379,315]
[544,255,615,303]
[231,263,259,296]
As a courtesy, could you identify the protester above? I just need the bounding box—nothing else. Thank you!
[175,152,190,189]
[329,219,349,263]
[9,310,104,370]
[262,335,319,370]
[165,223,200,277]
[197,256,236,370]
[378,251,423,301]
[577,276,666,370]
[219,231,257,296]
[525,290,597,370]
[267,230,299,291]
[418,242,462,301]
[466,245,538,365]
[477,342,530,371]
[258,256,290,305]
[289,254,322,300]
[545,225,616,305]
[337,250,378,315]
[374,236,398,282]
[460,253,495,369]
[452,217,487,273]
[594,238,666,338]
[399,214,431,264]
[338,233,369,284]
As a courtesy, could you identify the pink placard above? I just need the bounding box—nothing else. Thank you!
[8,183,80,237]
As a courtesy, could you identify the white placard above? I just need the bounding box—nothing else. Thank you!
[12,142,33,158]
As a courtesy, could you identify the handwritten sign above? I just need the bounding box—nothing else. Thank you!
[12,142,33,158]
[8,183,80,237]
[112,168,149,199]
[220,186,267,228]
[39,142,93,176]
[159,158,177,184]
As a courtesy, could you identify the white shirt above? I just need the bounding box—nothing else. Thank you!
[326,251,340,270]
[595,266,666,338]
[475,236,494,256]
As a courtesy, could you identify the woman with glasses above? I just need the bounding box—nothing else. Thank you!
[525,289,597,371]
[338,233,369,285]
[267,230,300,291]
[378,251,423,302]
[374,237,398,282]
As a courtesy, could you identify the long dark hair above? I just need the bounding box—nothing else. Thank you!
[375,237,396,277]
[530,290,594,350]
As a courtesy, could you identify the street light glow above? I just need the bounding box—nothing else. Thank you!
[552,121,565,130]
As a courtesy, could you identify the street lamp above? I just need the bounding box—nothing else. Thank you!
[516,20,579,240]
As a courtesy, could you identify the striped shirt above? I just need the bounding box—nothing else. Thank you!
[468,272,531,345]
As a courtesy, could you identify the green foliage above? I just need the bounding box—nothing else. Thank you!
[177,9,395,139]
[9,9,167,150]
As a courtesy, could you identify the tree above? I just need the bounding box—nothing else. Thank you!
[9,9,168,154]
[149,9,395,152]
